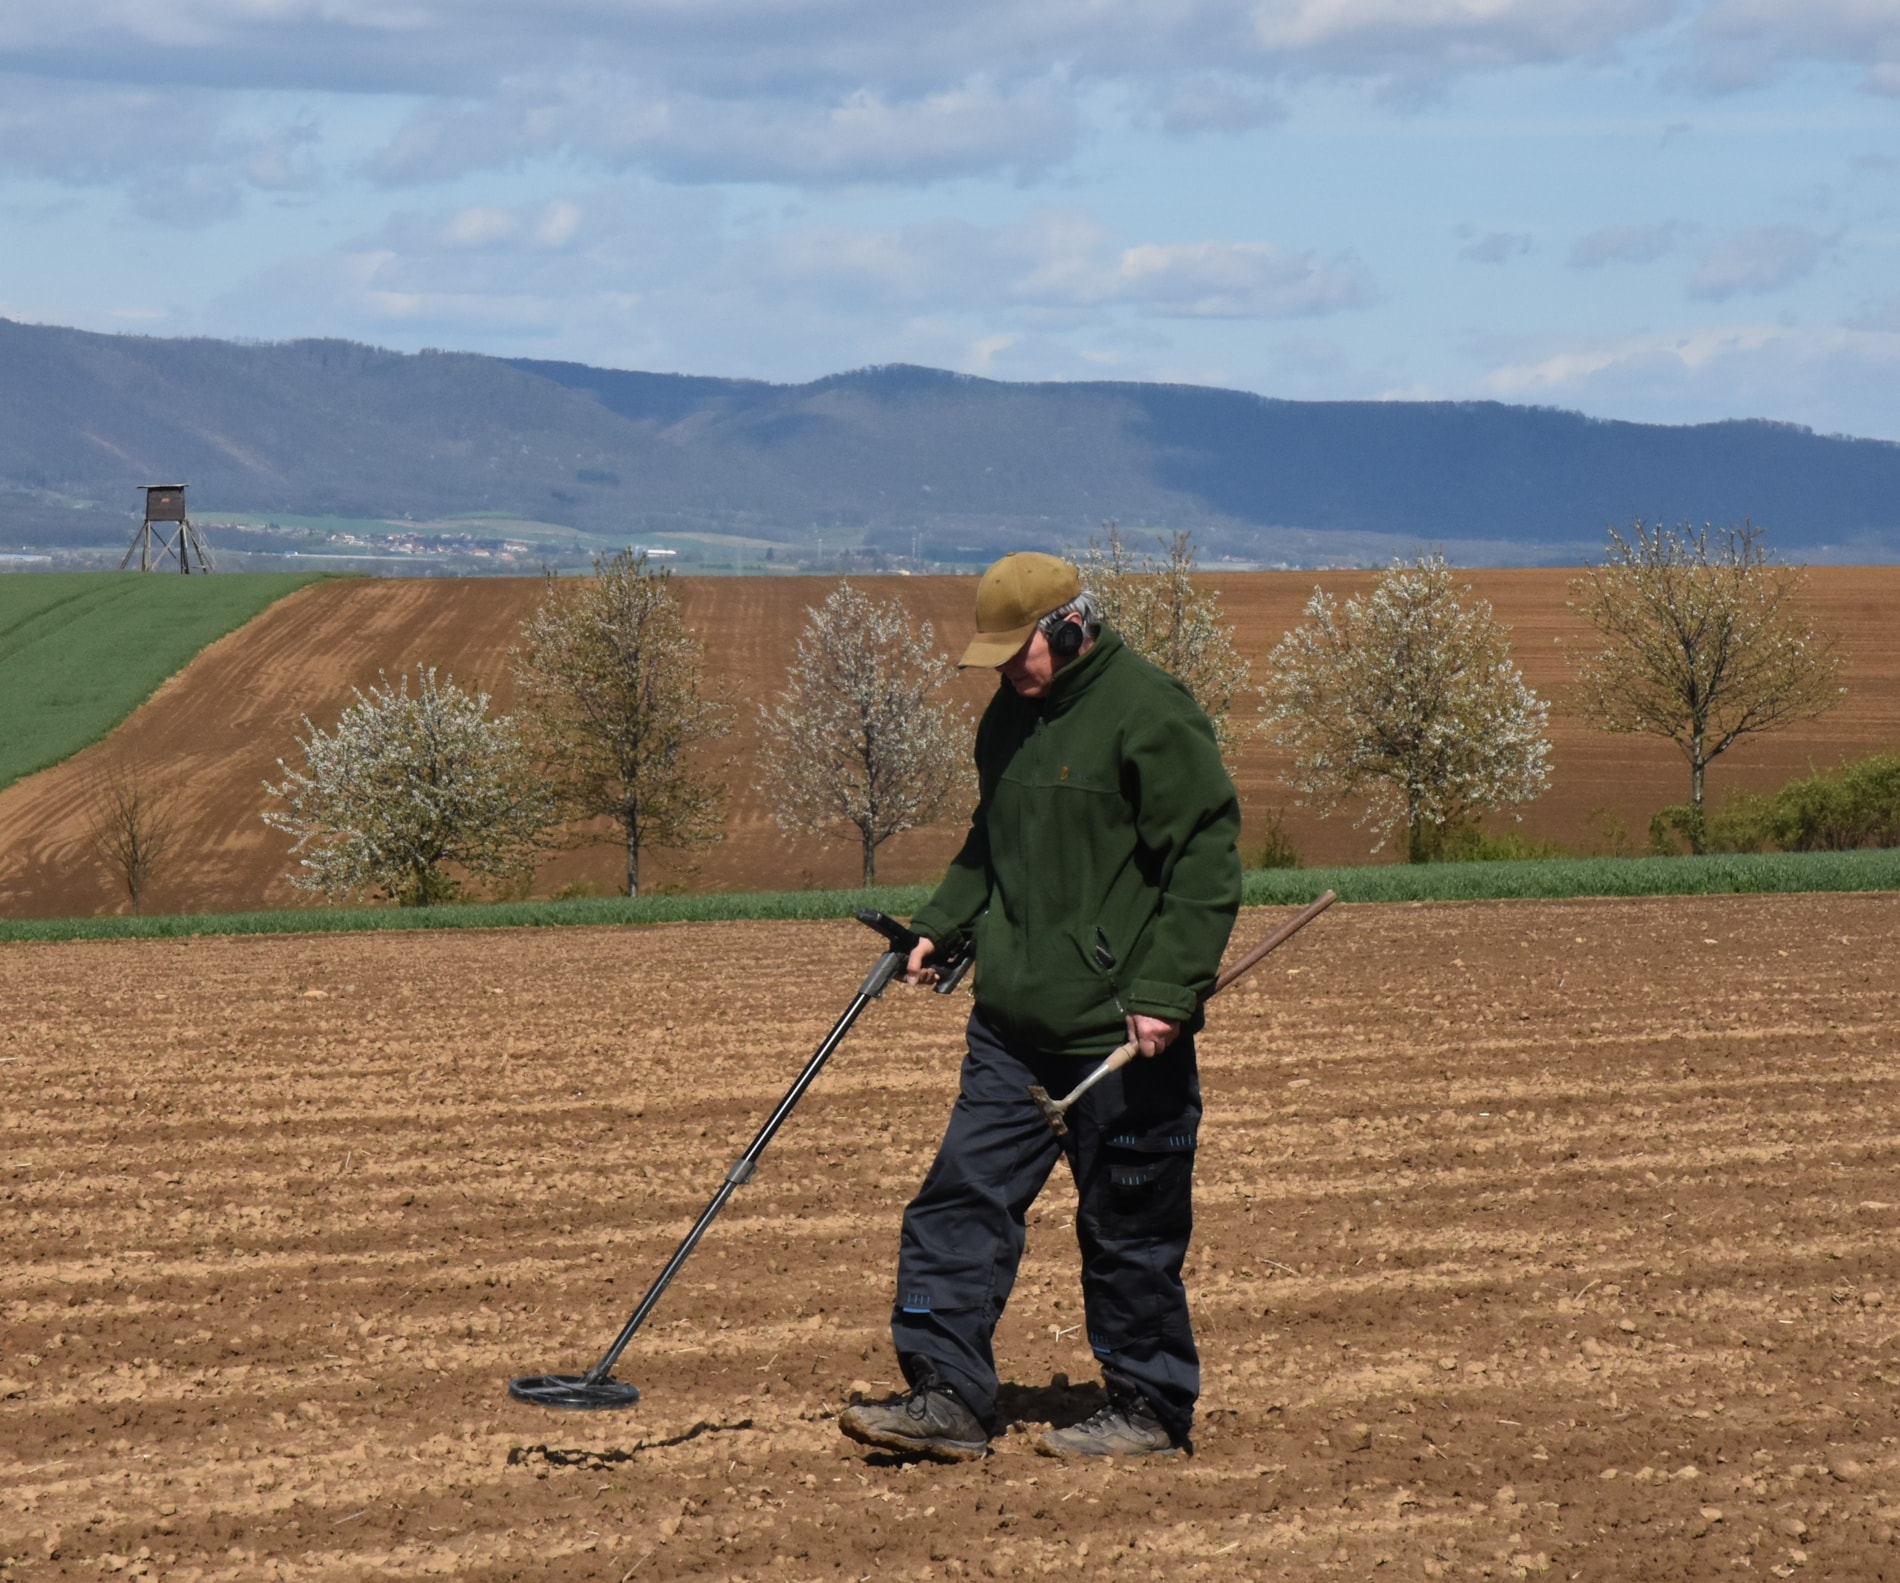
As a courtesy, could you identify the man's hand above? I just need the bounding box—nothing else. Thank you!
[904,937,939,987]
[1126,1013,1180,1058]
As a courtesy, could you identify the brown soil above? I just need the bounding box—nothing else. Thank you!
[5,895,1900,1580]
[1,568,1897,917]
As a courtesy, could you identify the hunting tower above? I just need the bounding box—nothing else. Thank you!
[122,484,214,573]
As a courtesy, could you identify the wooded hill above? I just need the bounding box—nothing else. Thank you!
[5,317,1899,566]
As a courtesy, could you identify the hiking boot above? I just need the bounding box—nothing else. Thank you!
[1036,1394,1180,1459]
[838,1374,989,1462]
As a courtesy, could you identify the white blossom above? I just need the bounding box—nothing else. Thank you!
[1078,524,1252,762]
[758,582,974,887]
[263,667,553,905]
[1263,555,1550,861]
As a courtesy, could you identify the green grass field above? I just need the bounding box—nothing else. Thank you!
[3,849,1894,943]
[0,572,327,790]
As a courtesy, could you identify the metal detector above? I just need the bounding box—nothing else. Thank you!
[508,909,973,1411]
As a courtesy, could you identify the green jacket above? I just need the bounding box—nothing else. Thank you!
[912,627,1243,1056]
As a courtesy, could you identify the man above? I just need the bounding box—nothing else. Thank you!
[838,551,1242,1461]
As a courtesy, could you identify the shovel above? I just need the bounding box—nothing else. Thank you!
[1028,890,1337,1136]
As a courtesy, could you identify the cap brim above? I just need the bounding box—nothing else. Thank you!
[958,622,1037,669]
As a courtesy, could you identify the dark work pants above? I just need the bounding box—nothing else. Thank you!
[890,1011,1201,1440]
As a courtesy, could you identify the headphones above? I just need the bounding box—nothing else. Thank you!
[1041,611,1086,662]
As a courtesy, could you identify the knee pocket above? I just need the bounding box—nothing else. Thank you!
[1099,1147,1194,1237]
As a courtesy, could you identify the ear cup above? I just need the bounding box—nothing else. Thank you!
[1048,617,1084,659]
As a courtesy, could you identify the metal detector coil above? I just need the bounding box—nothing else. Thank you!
[507,910,970,1411]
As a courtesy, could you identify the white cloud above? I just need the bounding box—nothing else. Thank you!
[0,71,323,222]
[0,1,1687,90]
[0,1,1697,192]
[0,73,230,184]
[1246,0,1678,73]
[1072,240,1375,317]
[752,218,990,306]
[1479,320,1900,438]
[1687,224,1825,300]
[1568,221,1688,268]
[208,191,1376,390]
[1847,291,1900,334]
[1696,0,1900,95]
[1150,72,1287,134]
[739,206,1376,320]
[432,198,584,253]
[366,75,1076,188]
[441,206,520,248]
[1459,230,1533,264]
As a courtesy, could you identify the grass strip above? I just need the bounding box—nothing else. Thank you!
[0,572,329,790]
[3,849,1896,945]
[1240,849,1900,905]
[0,885,939,944]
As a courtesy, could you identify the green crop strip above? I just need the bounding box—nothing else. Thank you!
[2,849,1895,944]
[0,572,329,790]
[1238,849,1900,904]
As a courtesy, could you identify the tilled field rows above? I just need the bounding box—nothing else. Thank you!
[3,895,1899,1581]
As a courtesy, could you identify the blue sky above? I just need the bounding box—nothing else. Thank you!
[3,2,1898,436]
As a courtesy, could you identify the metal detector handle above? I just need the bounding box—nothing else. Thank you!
[853,909,974,996]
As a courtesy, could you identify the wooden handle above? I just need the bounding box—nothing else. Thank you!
[1211,890,1337,997]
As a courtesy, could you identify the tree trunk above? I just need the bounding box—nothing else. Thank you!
[862,838,876,888]
[1689,741,1707,855]
[626,828,640,898]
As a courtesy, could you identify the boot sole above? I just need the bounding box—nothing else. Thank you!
[838,1410,988,1463]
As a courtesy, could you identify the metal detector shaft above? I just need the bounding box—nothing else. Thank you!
[577,948,908,1387]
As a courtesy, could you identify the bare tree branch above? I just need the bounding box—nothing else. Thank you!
[86,755,178,915]
[1569,520,1845,850]
[513,551,730,897]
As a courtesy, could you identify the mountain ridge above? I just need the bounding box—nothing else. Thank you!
[4,318,1897,567]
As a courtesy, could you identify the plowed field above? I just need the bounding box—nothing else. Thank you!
[1,568,1896,918]
[5,894,1900,1581]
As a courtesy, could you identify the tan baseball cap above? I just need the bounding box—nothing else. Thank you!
[958,552,1081,668]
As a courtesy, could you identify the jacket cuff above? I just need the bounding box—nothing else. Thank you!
[1125,978,1199,1022]
[909,909,965,959]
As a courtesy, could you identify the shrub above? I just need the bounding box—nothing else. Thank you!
[1246,807,1301,870]
[1649,802,1705,856]
[1767,752,1900,851]
[1649,752,1900,856]
[1436,823,1571,863]
[1705,790,1774,854]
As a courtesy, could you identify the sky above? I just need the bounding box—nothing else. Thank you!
[3,2,1899,438]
